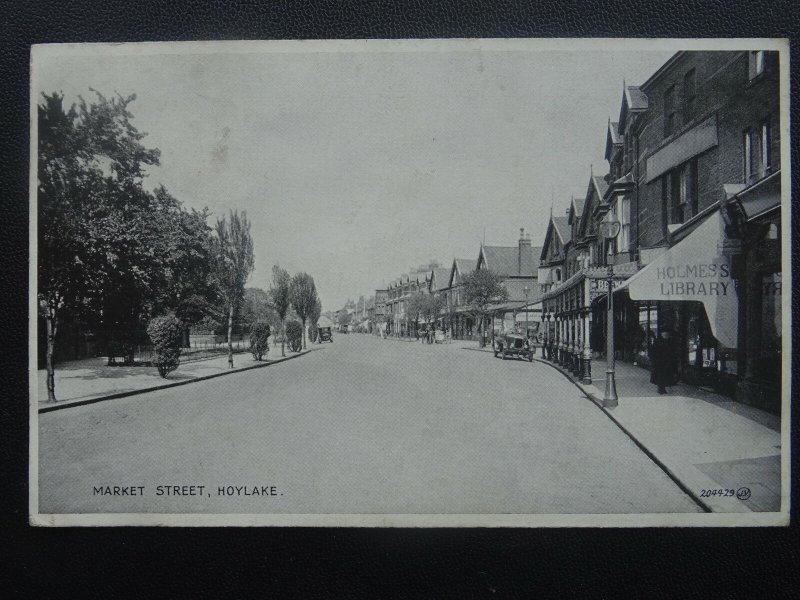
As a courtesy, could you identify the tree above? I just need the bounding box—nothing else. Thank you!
[98,186,216,363]
[146,314,183,378]
[405,293,427,339]
[38,91,161,401]
[249,320,271,361]
[307,298,322,343]
[285,320,303,352]
[289,273,317,350]
[461,269,509,347]
[211,210,255,368]
[240,287,278,333]
[422,294,446,340]
[269,265,292,357]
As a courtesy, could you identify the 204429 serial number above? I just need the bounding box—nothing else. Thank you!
[700,488,735,498]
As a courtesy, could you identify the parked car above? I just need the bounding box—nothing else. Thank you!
[318,326,333,343]
[493,332,534,361]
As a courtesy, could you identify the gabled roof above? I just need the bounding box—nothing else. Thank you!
[552,215,571,245]
[454,257,475,273]
[604,119,623,161]
[571,195,585,218]
[479,245,541,278]
[448,257,475,287]
[619,84,649,131]
[430,267,451,291]
[592,175,610,201]
[577,174,611,240]
[540,214,571,263]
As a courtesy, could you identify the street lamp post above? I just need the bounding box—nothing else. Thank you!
[598,220,621,408]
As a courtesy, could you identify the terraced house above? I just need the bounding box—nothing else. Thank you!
[540,50,782,413]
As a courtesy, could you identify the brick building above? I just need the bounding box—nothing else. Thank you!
[541,50,782,413]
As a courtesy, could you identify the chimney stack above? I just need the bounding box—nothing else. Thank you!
[519,228,532,275]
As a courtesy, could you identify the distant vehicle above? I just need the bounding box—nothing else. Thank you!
[318,326,333,343]
[493,331,534,361]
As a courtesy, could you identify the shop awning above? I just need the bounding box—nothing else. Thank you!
[615,210,738,347]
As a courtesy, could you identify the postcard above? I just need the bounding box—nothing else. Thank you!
[30,38,790,526]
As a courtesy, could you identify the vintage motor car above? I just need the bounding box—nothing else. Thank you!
[493,332,534,361]
[317,326,333,343]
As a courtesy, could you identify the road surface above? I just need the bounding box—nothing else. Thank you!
[38,334,701,514]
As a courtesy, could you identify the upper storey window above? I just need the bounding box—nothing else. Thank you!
[683,69,696,122]
[664,85,677,136]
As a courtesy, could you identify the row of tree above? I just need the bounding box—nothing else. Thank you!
[38,90,322,401]
[376,269,510,346]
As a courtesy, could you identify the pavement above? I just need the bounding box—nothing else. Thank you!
[521,349,782,513]
[37,334,703,515]
[37,346,313,412]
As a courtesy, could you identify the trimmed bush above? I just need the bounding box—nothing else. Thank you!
[285,320,303,353]
[249,320,271,361]
[146,315,184,378]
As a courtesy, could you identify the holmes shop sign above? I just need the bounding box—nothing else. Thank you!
[655,263,732,297]
[620,211,738,348]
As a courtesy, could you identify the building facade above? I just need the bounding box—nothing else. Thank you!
[541,50,782,413]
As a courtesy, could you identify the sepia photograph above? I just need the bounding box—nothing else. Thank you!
[29,38,790,526]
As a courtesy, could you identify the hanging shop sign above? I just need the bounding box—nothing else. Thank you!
[588,277,625,302]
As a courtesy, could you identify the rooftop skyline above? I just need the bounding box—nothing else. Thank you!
[34,41,675,309]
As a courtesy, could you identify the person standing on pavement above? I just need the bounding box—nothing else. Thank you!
[650,329,676,394]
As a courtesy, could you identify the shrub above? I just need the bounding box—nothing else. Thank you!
[146,315,184,378]
[308,324,318,343]
[285,320,303,353]
[249,320,271,361]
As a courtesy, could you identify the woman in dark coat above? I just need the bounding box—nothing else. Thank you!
[650,330,676,394]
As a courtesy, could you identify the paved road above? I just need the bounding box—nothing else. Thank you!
[38,335,701,514]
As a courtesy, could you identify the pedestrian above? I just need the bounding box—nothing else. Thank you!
[649,329,676,394]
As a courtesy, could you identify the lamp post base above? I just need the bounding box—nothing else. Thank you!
[602,368,618,408]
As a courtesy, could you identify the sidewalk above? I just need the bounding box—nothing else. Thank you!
[539,355,782,513]
[463,342,781,513]
[37,347,314,413]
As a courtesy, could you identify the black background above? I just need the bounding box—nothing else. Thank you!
[2,1,799,597]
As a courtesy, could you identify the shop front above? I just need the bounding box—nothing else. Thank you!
[726,171,783,413]
[613,199,780,412]
[541,264,636,384]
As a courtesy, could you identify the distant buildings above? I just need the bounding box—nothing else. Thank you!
[348,50,780,414]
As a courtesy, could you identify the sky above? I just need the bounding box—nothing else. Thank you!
[34,41,675,310]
